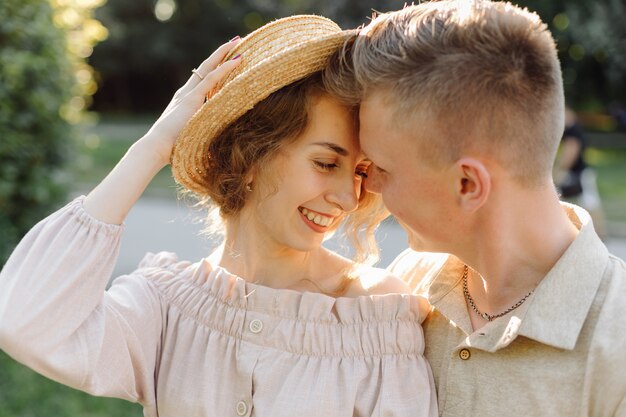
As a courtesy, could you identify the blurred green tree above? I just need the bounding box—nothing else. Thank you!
[0,0,106,265]
[89,0,409,112]
[89,0,624,115]
[0,3,140,414]
[0,1,74,265]
[564,0,626,106]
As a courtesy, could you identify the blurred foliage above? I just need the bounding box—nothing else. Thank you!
[88,0,413,112]
[0,0,105,265]
[548,0,626,110]
[0,0,73,265]
[51,0,109,122]
[89,0,625,114]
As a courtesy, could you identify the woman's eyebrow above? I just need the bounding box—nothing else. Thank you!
[310,142,349,156]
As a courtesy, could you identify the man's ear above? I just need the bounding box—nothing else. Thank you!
[454,157,491,212]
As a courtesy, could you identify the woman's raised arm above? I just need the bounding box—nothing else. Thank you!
[83,38,241,225]
[0,39,240,405]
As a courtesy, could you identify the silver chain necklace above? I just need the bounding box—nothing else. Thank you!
[461,265,534,322]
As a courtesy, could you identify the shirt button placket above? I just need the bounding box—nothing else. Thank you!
[236,317,263,416]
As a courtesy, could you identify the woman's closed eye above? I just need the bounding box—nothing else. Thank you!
[314,161,339,171]
[314,160,369,179]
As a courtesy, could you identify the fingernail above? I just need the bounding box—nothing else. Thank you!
[230,35,240,42]
[231,54,241,60]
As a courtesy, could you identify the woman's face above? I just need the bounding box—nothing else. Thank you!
[242,94,369,253]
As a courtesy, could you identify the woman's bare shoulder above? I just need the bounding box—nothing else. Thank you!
[348,264,410,296]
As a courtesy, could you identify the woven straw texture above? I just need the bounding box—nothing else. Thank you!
[171,15,352,195]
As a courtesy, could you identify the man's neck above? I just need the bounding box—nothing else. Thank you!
[459,186,579,330]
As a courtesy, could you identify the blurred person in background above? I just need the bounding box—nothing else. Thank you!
[608,102,626,132]
[554,106,606,239]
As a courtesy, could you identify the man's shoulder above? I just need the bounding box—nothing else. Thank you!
[576,254,626,376]
[576,255,626,412]
[592,254,626,334]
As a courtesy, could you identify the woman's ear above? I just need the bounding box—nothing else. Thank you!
[244,171,255,189]
[454,157,491,212]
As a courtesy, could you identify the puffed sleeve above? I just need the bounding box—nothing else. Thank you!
[0,196,165,408]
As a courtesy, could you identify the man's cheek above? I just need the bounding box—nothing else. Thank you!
[382,191,403,216]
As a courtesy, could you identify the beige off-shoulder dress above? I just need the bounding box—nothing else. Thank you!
[0,197,437,417]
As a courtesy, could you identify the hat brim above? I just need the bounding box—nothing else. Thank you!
[171,16,353,196]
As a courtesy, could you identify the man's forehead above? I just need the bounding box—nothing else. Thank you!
[359,92,395,135]
[358,101,400,163]
[361,89,395,111]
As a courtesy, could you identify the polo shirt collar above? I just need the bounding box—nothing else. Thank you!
[516,204,608,350]
[426,259,474,335]
[426,203,609,351]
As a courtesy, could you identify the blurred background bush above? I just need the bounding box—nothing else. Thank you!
[0,0,624,415]
[0,1,72,265]
[0,0,106,265]
[89,0,625,115]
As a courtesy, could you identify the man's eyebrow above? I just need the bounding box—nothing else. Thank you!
[310,142,349,156]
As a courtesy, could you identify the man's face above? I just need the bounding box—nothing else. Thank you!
[359,91,457,252]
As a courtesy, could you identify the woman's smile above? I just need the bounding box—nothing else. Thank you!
[298,207,336,232]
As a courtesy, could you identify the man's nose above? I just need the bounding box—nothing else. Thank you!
[364,165,382,194]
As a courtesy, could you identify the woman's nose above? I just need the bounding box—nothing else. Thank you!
[326,174,360,213]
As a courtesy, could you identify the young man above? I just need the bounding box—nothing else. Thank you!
[325,1,626,415]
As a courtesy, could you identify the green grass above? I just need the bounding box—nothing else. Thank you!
[0,351,142,417]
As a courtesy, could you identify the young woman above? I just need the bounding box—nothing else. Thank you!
[0,16,437,417]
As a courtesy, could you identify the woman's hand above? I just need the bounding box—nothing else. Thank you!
[141,38,242,167]
[83,38,241,225]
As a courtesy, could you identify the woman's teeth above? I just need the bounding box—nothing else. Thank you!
[300,208,333,227]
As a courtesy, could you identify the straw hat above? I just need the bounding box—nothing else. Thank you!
[171,15,353,195]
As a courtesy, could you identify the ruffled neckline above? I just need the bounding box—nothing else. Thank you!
[137,251,427,325]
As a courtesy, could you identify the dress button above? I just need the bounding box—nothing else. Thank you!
[459,348,471,360]
[249,319,263,334]
[236,400,248,416]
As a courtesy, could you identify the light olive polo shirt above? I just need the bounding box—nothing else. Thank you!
[388,205,626,416]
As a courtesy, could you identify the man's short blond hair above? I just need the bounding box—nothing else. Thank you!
[325,0,564,186]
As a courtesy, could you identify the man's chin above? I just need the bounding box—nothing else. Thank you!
[408,239,435,253]
[396,219,422,250]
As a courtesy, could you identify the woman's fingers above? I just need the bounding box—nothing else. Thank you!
[196,36,240,74]
[140,41,243,166]
[190,54,242,102]
[178,37,241,95]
